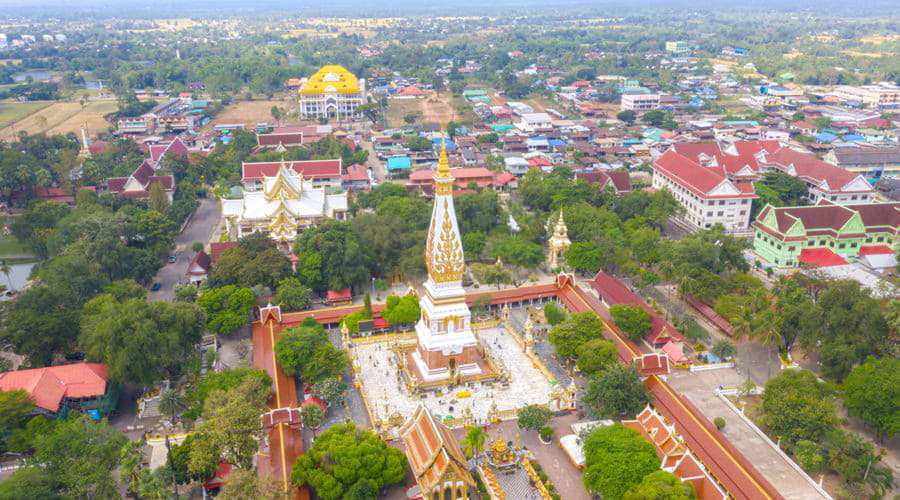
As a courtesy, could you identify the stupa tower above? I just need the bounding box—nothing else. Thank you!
[412,129,482,383]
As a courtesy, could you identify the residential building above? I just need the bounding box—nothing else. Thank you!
[825,146,900,179]
[752,200,899,268]
[831,83,900,109]
[187,250,211,286]
[106,159,175,201]
[342,164,371,191]
[575,170,632,195]
[0,363,115,418]
[665,41,690,54]
[407,167,496,195]
[621,93,660,111]
[241,159,343,190]
[223,161,349,243]
[299,65,366,120]
[517,112,553,132]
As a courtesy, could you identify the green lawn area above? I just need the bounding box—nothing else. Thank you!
[0,216,31,258]
[0,101,52,129]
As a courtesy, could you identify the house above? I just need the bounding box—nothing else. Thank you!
[106,160,175,201]
[576,170,632,195]
[504,156,529,176]
[342,164,371,191]
[517,112,553,132]
[407,167,496,195]
[825,146,900,180]
[752,200,899,268]
[589,271,687,352]
[209,242,238,267]
[386,156,412,177]
[147,136,188,168]
[621,93,660,111]
[241,159,343,190]
[31,186,96,205]
[0,363,114,418]
[187,250,211,286]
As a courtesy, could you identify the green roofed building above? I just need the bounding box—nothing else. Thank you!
[752,200,899,268]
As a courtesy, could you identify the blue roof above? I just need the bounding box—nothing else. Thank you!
[387,156,411,170]
[492,124,516,132]
[624,139,643,145]
[529,136,547,141]
[432,138,457,150]
[816,132,838,143]
[548,139,566,146]
[842,134,865,142]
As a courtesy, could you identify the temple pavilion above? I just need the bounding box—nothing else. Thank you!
[222,159,348,244]
[400,404,475,500]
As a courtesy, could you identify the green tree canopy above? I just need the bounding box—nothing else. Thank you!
[583,423,660,499]
[291,421,406,500]
[295,220,372,293]
[610,304,652,341]
[186,367,272,419]
[275,324,348,384]
[382,294,420,325]
[842,357,899,440]
[275,277,312,312]
[761,369,837,448]
[196,285,255,335]
[584,365,651,417]
[549,312,604,358]
[623,470,696,500]
[576,338,619,375]
[516,404,553,432]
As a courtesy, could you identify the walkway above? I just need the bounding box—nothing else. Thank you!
[667,370,829,500]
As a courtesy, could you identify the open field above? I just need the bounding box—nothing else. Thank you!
[0,101,53,129]
[385,94,474,128]
[521,96,558,113]
[212,99,292,126]
[0,100,117,141]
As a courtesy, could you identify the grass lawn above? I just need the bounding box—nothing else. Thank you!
[0,101,53,129]
[0,217,30,258]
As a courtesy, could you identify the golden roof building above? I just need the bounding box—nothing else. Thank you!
[299,65,366,120]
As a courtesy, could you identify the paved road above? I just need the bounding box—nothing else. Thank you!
[148,198,220,301]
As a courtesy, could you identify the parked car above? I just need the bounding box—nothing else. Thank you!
[167,254,177,263]
[150,283,161,291]
[64,351,85,361]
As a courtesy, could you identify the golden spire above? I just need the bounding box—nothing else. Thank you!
[435,126,452,179]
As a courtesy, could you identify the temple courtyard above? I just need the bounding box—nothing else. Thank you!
[353,324,554,427]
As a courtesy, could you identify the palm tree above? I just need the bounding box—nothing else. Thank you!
[0,260,11,291]
[462,426,487,460]
[158,389,186,422]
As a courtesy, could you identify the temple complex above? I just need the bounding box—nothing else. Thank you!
[407,134,491,385]
[222,159,348,244]
[400,404,475,500]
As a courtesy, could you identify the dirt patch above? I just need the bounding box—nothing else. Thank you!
[212,99,294,126]
[0,100,121,140]
[385,94,473,128]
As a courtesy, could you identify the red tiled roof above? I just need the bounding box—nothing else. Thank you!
[576,170,632,193]
[209,242,238,266]
[242,159,342,182]
[494,171,517,185]
[589,271,686,345]
[149,137,188,164]
[373,318,389,329]
[662,341,689,364]
[762,148,868,194]
[204,463,233,489]
[188,250,211,275]
[301,396,327,414]
[654,150,757,200]
[132,159,156,185]
[798,248,848,268]
[0,363,107,413]
[408,167,495,183]
[858,245,895,256]
[635,353,670,375]
[147,176,175,191]
[342,164,369,182]
[257,132,305,147]
[325,288,352,302]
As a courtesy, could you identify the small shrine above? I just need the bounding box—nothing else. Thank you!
[486,437,518,470]
[547,211,571,268]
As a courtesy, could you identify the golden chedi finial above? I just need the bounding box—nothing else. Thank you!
[436,125,452,179]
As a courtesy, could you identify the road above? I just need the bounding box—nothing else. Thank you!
[148,198,221,301]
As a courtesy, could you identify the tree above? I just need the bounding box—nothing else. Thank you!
[80,296,206,385]
[584,365,651,417]
[345,478,377,500]
[710,339,736,361]
[148,182,170,214]
[186,367,272,419]
[842,357,899,440]
[11,415,129,499]
[7,415,55,453]
[462,426,487,458]
[761,370,837,448]
[583,424,660,499]
[382,294,420,325]
[549,312,604,358]
[275,324,348,384]
[824,429,893,496]
[641,110,666,127]
[159,389,186,422]
[275,277,312,311]
[291,421,406,500]
[516,404,553,432]
[221,467,289,500]
[301,403,325,429]
[167,434,213,485]
[210,237,292,290]
[0,389,33,432]
[564,242,601,275]
[295,221,372,293]
[196,285,255,334]
[794,440,824,475]
[174,283,198,302]
[576,338,619,375]
[623,470,697,500]
[477,262,512,289]
[616,110,636,124]
[189,377,270,474]
[311,378,347,408]
[610,304,652,341]
[543,302,567,326]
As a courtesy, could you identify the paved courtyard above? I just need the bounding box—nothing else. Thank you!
[353,325,553,427]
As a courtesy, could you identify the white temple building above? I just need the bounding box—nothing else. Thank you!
[222,160,348,243]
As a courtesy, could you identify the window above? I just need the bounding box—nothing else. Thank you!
[851,195,858,200]
[819,240,825,246]
[740,210,746,216]
[839,243,846,249]
[717,211,724,216]
[877,236,885,242]
[777,244,782,250]
[788,246,796,252]
[865,237,873,243]
[707,211,713,216]
[719,200,726,206]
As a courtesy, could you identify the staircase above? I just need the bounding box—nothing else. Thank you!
[139,396,161,419]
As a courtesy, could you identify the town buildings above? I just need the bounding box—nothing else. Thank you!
[825,146,900,180]
[752,200,899,268]
[0,363,114,418]
[621,93,660,111]
[652,141,875,232]
[831,83,900,109]
[299,65,366,120]
[223,160,348,244]
[665,41,690,54]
